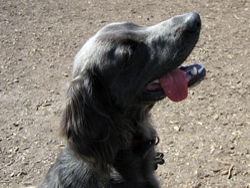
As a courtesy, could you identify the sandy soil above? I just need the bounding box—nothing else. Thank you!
[1,0,250,187]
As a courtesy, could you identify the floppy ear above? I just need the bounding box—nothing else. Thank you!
[61,72,131,171]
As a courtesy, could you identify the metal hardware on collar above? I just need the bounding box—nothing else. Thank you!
[119,136,165,171]
[121,136,159,150]
[155,136,160,145]
[154,152,165,170]
[149,136,160,146]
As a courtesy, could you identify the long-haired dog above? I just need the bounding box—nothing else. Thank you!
[37,13,202,188]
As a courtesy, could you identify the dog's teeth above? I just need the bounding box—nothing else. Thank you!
[198,64,204,73]
[152,79,160,84]
[191,67,197,75]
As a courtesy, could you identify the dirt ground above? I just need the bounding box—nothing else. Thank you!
[0,0,249,187]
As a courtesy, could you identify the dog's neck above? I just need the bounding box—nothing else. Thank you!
[121,135,159,150]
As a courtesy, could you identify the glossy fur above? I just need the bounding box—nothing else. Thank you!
[38,13,201,188]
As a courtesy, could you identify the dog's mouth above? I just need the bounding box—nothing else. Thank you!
[144,63,206,102]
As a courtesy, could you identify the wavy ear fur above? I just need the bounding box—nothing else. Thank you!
[61,71,133,172]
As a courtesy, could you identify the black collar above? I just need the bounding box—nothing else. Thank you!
[121,136,159,150]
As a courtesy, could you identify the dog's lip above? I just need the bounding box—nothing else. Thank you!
[145,67,188,102]
[146,79,161,90]
[144,63,206,101]
[146,66,186,91]
[146,64,202,89]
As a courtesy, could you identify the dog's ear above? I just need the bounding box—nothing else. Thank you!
[61,73,129,171]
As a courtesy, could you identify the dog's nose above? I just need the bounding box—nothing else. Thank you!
[185,13,201,33]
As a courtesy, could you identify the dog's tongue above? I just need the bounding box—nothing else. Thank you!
[159,69,188,102]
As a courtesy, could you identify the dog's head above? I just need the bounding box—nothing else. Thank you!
[73,13,201,107]
[61,13,201,169]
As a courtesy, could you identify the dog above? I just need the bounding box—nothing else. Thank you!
[37,13,201,188]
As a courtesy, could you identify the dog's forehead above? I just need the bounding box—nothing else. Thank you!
[99,22,142,33]
[96,22,147,41]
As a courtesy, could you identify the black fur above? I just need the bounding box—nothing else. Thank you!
[38,13,201,188]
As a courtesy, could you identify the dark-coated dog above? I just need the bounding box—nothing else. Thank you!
[37,13,201,188]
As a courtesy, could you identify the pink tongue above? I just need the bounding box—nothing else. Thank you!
[159,69,188,102]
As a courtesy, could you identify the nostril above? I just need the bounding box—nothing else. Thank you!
[185,13,201,33]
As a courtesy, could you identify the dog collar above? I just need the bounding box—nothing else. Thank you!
[121,136,159,150]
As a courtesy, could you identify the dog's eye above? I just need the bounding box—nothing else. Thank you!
[128,45,138,55]
[112,40,140,67]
